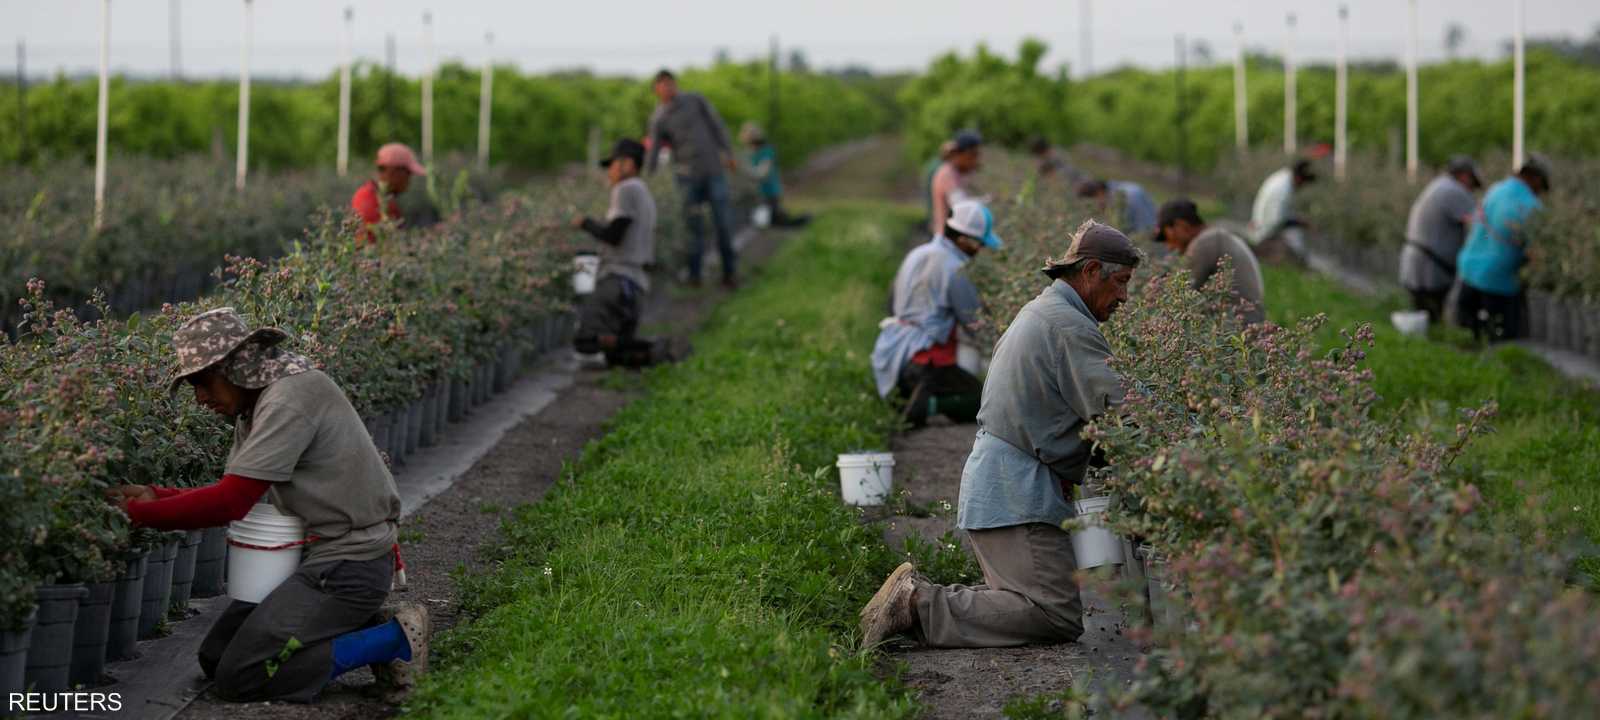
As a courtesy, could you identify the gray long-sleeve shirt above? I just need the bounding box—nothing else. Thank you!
[958,281,1123,530]
[646,91,733,179]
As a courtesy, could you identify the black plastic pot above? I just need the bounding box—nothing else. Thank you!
[137,538,180,639]
[448,377,468,422]
[405,401,422,455]
[431,381,448,439]
[107,552,147,661]
[1,608,36,698]
[493,345,513,392]
[191,527,228,599]
[24,584,87,692]
[419,386,439,448]
[68,581,115,687]
[170,529,204,613]
[475,364,491,404]
[387,408,408,465]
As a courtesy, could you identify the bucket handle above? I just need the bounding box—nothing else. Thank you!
[227,534,320,551]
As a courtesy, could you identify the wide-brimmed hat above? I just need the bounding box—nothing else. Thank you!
[166,307,289,394]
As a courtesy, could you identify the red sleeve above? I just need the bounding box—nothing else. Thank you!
[150,485,189,499]
[124,474,272,531]
[386,197,403,222]
[351,182,382,224]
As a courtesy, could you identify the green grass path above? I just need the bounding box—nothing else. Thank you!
[408,204,920,718]
[1263,266,1600,561]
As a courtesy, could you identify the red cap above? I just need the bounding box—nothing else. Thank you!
[376,143,427,176]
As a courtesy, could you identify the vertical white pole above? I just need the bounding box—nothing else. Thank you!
[94,0,110,230]
[235,0,252,191]
[421,11,433,165]
[1406,0,1419,181]
[1283,13,1296,155]
[1335,5,1349,181]
[337,6,352,177]
[1080,0,1092,78]
[477,32,493,170]
[169,0,181,79]
[1512,0,1525,170]
[1234,22,1248,153]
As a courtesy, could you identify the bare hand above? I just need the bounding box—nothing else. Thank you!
[570,215,586,229]
[723,155,738,172]
[105,484,156,506]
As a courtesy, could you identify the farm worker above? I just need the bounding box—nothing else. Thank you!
[569,139,682,367]
[350,143,426,244]
[1155,198,1267,325]
[104,307,425,703]
[1029,136,1081,184]
[872,200,1003,427]
[1076,179,1158,236]
[929,130,984,237]
[1247,158,1318,264]
[646,69,740,289]
[922,139,957,218]
[738,121,810,228]
[1398,157,1483,322]
[861,221,1141,649]
[1454,155,1552,341]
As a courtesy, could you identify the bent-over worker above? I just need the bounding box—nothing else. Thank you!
[1248,158,1317,264]
[1399,156,1482,322]
[106,308,424,703]
[570,139,683,367]
[350,143,426,244]
[1155,199,1267,324]
[1455,155,1551,341]
[1076,179,1157,236]
[861,221,1141,648]
[872,200,1002,427]
[929,131,983,237]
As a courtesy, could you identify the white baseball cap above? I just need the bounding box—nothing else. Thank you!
[946,200,1004,249]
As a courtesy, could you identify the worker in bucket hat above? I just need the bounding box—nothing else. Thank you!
[105,307,427,703]
[350,142,427,244]
[871,199,1002,428]
[862,220,1139,650]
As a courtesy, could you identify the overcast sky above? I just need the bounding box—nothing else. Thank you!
[5,0,1600,80]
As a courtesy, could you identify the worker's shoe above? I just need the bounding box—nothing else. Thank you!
[370,602,430,700]
[859,562,921,649]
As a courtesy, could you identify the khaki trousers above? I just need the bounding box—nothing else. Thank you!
[913,522,1084,647]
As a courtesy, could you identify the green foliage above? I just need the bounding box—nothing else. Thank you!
[898,40,1071,163]
[2,62,891,174]
[412,206,918,718]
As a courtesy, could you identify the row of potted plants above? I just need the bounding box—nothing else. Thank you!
[1215,147,1600,359]
[0,171,609,695]
[969,154,1600,717]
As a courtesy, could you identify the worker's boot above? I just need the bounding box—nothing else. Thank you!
[370,602,430,700]
[858,562,921,648]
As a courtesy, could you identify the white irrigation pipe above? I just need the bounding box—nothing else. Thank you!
[477,32,493,170]
[337,6,352,177]
[235,0,252,191]
[1283,13,1296,155]
[1233,22,1247,153]
[1335,5,1348,182]
[1512,0,1525,170]
[94,0,110,230]
[1405,0,1419,182]
[421,11,433,165]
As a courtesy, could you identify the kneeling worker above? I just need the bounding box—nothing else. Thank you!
[872,200,1002,427]
[106,308,421,703]
[862,221,1140,649]
[1155,199,1267,324]
[571,138,682,367]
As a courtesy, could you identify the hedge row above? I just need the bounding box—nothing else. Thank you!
[0,178,597,632]
[966,154,1600,717]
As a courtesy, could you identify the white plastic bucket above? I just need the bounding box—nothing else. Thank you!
[1070,496,1123,570]
[956,342,982,376]
[572,253,600,295]
[226,504,307,604]
[1390,309,1429,337]
[837,452,895,506]
[751,205,773,229]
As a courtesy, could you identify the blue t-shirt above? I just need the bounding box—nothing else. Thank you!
[1457,177,1542,296]
[1109,181,1158,235]
[749,145,782,199]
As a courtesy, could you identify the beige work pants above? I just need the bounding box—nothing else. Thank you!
[913,522,1084,647]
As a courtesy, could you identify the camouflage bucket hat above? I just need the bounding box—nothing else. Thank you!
[167,307,302,395]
